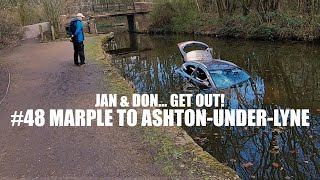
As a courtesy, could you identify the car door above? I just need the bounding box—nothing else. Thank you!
[192,67,211,89]
[177,63,196,79]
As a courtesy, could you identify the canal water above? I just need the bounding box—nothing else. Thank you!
[104,32,320,179]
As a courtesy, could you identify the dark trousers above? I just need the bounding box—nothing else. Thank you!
[73,41,85,65]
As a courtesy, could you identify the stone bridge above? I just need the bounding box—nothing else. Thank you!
[66,2,153,33]
[66,2,153,14]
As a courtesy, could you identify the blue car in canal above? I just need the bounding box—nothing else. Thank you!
[176,41,251,90]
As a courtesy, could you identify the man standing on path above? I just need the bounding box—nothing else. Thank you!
[69,13,86,67]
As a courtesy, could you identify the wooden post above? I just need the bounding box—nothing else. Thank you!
[39,25,44,42]
[89,18,95,34]
[94,23,98,34]
[51,25,55,40]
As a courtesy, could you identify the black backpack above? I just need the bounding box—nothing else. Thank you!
[66,20,78,42]
[66,20,77,36]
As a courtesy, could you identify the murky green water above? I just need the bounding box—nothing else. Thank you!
[104,32,320,179]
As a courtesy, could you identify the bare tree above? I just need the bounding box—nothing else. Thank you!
[41,0,65,34]
[242,0,253,16]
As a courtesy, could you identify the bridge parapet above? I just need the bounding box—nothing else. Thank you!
[134,2,153,11]
[66,2,152,15]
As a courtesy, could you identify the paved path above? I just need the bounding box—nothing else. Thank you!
[0,39,165,179]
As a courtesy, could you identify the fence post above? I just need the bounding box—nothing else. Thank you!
[94,23,98,34]
[39,25,44,42]
[51,25,55,40]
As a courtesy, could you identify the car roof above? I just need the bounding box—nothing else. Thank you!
[185,59,238,70]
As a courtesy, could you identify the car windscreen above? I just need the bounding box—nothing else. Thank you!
[209,68,250,89]
[184,46,208,54]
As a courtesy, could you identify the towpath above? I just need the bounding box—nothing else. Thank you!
[0,38,165,179]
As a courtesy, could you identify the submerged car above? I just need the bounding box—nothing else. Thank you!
[176,41,251,90]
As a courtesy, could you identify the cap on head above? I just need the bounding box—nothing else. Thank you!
[76,13,85,18]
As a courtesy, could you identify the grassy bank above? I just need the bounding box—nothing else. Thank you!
[85,35,240,179]
[149,0,320,41]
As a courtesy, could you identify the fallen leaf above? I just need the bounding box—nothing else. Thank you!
[243,162,254,168]
[273,128,282,133]
[194,137,200,140]
[272,162,280,168]
[270,149,279,154]
[289,150,296,154]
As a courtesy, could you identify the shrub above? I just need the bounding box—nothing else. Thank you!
[0,10,24,48]
[249,24,277,40]
[170,0,200,33]
[150,0,200,33]
[149,2,175,32]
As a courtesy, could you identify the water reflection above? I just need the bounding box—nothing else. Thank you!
[106,33,320,179]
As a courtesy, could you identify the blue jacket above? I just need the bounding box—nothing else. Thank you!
[70,18,84,43]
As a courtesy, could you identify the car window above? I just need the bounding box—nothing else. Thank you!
[184,45,208,54]
[209,68,250,89]
[185,50,213,61]
[183,64,196,75]
[195,67,211,87]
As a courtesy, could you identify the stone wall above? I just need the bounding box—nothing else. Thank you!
[23,22,50,39]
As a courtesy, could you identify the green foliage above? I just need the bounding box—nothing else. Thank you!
[249,24,277,40]
[170,0,200,33]
[216,13,314,40]
[150,2,175,33]
[150,0,320,41]
[150,0,201,33]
